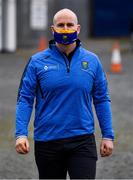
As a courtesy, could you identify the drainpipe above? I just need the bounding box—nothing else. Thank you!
[4,0,16,52]
[0,0,2,51]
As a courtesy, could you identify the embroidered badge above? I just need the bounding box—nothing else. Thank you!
[81,61,89,70]
[63,35,68,42]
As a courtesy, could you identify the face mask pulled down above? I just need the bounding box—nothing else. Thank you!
[53,29,77,45]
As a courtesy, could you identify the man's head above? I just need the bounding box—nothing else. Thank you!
[51,9,81,45]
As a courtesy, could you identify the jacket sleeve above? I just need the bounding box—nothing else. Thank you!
[15,58,37,138]
[92,57,114,140]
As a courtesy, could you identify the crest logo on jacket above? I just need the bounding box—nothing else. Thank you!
[81,61,89,70]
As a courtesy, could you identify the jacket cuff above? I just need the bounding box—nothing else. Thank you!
[102,137,114,141]
[16,135,27,140]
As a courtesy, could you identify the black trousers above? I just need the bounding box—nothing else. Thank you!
[35,134,98,179]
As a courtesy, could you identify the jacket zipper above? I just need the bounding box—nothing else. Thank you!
[62,55,71,73]
[56,48,71,73]
[66,62,70,73]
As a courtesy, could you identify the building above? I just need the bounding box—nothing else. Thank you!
[0,0,133,52]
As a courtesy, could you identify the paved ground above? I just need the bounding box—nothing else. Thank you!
[0,39,133,179]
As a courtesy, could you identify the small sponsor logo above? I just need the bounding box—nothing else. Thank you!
[44,65,49,71]
[44,64,58,71]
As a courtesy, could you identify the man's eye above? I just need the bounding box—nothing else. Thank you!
[67,23,74,27]
[57,23,74,28]
[57,24,64,27]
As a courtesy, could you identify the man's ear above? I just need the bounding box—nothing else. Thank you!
[51,25,55,34]
[77,24,81,35]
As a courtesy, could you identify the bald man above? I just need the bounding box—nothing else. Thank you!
[15,8,114,179]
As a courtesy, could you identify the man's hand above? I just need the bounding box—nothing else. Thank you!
[15,137,30,154]
[100,139,114,157]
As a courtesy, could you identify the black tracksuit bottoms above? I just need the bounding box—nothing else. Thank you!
[35,134,98,179]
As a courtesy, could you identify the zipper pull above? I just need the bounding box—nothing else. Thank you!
[67,65,70,73]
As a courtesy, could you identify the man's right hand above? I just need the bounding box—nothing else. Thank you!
[15,137,30,154]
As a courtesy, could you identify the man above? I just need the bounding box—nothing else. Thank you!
[15,8,114,179]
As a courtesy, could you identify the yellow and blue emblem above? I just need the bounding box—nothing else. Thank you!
[81,61,89,70]
[63,35,68,43]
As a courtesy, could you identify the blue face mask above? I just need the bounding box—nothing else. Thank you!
[53,29,78,45]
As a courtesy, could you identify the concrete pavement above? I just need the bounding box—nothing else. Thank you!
[0,38,133,179]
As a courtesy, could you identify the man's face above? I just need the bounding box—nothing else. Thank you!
[51,14,80,34]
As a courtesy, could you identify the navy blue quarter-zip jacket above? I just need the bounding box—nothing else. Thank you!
[16,40,114,141]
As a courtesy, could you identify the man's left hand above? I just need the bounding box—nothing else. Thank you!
[100,139,114,157]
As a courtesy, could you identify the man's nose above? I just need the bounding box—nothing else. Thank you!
[64,24,68,29]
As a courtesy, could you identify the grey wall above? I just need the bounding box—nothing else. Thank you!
[17,0,92,48]
[17,0,48,48]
